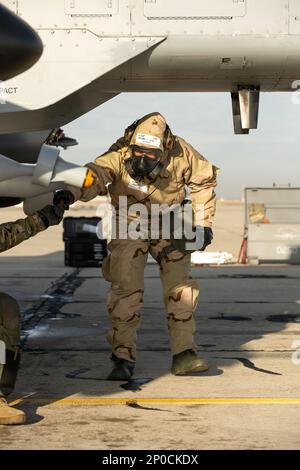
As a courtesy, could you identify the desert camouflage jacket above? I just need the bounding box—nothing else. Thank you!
[72,135,219,228]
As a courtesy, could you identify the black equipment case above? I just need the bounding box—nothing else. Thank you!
[63,217,107,267]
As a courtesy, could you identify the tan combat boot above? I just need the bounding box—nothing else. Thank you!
[171,349,209,375]
[0,397,26,425]
[107,357,135,381]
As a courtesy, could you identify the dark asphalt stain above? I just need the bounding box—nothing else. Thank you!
[121,378,153,392]
[65,368,107,381]
[218,274,288,279]
[209,314,252,321]
[27,350,49,355]
[126,400,169,412]
[55,312,82,319]
[200,344,216,348]
[234,301,270,304]
[21,269,84,346]
[65,370,154,387]
[66,368,92,379]
[266,314,300,323]
[220,357,282,376]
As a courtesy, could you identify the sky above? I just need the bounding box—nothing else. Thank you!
[63,91,300,200]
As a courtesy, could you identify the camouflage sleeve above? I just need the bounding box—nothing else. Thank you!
[183,141,219,228]
[69,148,122,203]
[0,213,46,253]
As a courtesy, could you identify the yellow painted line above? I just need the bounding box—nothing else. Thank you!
[9,397,300,406]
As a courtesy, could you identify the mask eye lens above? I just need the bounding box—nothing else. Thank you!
[133,150,145,157]
[132,146,161,159]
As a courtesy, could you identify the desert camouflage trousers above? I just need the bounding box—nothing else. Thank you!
[0,293,20,353]
[0,293,20,397]
[102,239,199,362]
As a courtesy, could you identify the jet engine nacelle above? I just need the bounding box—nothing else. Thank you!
[0,3,43,81]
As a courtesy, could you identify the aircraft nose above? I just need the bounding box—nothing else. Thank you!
[0,4,43,80]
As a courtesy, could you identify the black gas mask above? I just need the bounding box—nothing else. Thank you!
[125,146,164,182]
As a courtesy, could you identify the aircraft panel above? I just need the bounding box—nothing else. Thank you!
[143,0,246,19]
[0,31,164,111]
[289,0,300,34]
[64,0,119,16]
[3,0,17,13]
[7,0,130,36]
[133,0,288,36]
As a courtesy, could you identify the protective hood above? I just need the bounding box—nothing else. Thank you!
[123,112,175,182]
[130,112,167,152]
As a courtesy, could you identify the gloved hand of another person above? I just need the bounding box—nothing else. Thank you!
[53,189,75,210]
[37,205,65,228]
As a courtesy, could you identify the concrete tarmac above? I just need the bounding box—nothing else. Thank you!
[0,201,300,450]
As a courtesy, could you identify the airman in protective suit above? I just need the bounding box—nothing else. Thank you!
[71,112,219,380]
[0,191,72,425]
